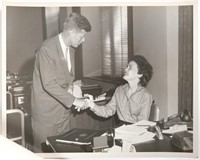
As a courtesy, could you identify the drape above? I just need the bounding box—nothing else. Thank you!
[178,6,193,115]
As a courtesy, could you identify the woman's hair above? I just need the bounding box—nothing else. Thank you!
[63,12,91,32]
[132,55,153,87]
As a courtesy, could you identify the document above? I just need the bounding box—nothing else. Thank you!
[122,141,136,152]
[115,131,155,144]
[115,124,147,135]
[162,124,187,134]
[134,120,156,127]
[115,123,156,144]
[106,145,122,153]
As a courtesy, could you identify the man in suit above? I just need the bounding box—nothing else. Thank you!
[31,12,91,152]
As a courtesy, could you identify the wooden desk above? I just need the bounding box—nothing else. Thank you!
[45,128,107,153]
[46,134,192,153]
[125,135,192,152]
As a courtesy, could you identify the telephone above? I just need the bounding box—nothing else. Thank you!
[157,114,182,129]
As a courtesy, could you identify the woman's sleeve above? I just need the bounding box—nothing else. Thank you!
[137,92,153,121]
[90,88,119,118]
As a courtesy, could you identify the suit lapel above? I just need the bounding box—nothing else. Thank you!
[56,35,74,77]
[56,36,70,77]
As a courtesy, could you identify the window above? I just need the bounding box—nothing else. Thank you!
[101,7,128,77]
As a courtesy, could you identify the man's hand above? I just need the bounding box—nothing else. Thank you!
[73,98,89,112]
[73,80,83,86]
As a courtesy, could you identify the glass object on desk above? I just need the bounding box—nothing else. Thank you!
[180,109,192,122]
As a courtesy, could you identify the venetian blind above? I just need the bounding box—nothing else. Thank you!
[101,7,128,77]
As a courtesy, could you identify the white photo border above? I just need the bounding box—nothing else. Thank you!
[1,0,199,159]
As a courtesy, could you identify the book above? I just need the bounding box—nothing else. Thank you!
[47,128,106,146]
[162,124,188,134]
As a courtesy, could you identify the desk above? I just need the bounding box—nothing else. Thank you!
[46,142,92,152]
[124,135,191,152]
[46,134,192,153]
[46,128,107,153]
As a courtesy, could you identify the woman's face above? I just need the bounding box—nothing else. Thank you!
[123,61,142,81]
[69,29,86,48]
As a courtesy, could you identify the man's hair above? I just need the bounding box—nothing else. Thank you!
[63,12,91,32]
[132,55,153,87]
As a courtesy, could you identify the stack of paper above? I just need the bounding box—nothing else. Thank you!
[115,124,147,135]
[134,120,157,127]
[115,124,156,144]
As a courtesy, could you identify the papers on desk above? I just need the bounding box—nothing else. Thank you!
[94,93,106,102]
[106,145,122,153]
[134,120,157,127]
[115,124,147,135]
[162,124,188,134]
[115,123,156,144]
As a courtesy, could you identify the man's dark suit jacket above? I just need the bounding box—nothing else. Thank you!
[31,35,75,136]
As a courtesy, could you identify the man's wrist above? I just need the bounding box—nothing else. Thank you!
[73,98,78,106]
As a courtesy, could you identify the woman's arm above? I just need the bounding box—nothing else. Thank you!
[89,89,119,118]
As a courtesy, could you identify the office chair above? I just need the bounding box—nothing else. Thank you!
[149,101,160,122]
[6,109,25,147]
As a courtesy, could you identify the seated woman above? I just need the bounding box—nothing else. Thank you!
[86,55,153,124]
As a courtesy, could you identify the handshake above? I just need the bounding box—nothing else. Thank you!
[73,94,95,112]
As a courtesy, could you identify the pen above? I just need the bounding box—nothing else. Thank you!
[56,139,91,145]
[136,125,150,127]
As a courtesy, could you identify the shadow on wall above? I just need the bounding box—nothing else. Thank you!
[19,57,35,78]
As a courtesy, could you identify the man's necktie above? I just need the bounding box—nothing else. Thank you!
[65,47,71,72]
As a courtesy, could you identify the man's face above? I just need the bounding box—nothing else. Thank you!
[70,29,86,48]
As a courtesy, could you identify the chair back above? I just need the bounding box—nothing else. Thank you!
[149,101,160,122]
[6,109,25,147]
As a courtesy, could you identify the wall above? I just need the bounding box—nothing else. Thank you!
[166,7,178,115]
[6,6,179,120]
[81,6,179,119]
[44,7,60,39]
[133,7,178,119]
[81,7,102,77]
[6,6,101,78]
[6,7,44,76]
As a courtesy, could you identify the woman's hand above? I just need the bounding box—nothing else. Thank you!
[85,99,95,109]
[74,98,89,112]
[84,94,95,109]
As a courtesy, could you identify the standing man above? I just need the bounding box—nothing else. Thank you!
[31,12,91,152]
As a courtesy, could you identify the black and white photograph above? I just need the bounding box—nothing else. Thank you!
[0,0,199,159]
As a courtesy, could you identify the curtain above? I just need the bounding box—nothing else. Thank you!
[101,7,128,77]
[178,6,193,115]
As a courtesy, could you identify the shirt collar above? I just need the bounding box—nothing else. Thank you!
[122,83,144,93]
